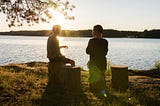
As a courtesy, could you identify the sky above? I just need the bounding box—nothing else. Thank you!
[0,0,160,32]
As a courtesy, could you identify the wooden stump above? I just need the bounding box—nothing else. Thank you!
[48,62,65,88]
[48,62,81,92]
[64,66,81,92]
[111,65,128,91]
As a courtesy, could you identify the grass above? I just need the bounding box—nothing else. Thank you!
[128,61,160,78]
[152,61,160,71]
[0,62,160,106]
[0,62,47,106]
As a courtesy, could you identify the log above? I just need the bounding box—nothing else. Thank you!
[111,65,128,91]
[64,66,81,92]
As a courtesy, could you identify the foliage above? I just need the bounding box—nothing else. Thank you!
[153,61,160,70]
[142,29,160,38]
[0,0,75,27]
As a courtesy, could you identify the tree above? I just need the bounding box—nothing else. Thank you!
[0,0,75,27]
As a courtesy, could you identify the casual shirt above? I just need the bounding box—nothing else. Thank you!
[86,38,108,70]
[47,35,61,59]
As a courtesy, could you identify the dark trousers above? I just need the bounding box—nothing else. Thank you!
[88,64,106,93]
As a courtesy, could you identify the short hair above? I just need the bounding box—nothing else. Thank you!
[93,25,103,33]
[52,25,61,34]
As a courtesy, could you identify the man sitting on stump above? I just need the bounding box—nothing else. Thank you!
[47,25,75,88]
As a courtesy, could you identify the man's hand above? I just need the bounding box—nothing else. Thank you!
[60,45,68,49]
[69,60,75,67]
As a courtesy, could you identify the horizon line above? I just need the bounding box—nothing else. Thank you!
[1,28,160,33]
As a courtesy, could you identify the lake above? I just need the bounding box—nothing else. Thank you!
[0,35,160,70]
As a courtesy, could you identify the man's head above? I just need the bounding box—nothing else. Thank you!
[52,25,61,36]
[92,25,103,38]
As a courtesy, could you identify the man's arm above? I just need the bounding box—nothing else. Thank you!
[60,45,68,49]
[104,40,108,55]
[86,39,92,54]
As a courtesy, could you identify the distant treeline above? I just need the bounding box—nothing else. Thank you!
[0,29,160,38]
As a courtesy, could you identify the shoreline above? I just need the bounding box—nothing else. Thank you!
[1,29,160,38]
[1,61,160,77]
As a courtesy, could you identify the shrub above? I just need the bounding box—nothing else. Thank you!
[152,61,160,70]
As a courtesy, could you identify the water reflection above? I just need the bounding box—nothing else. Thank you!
[0,35,160,70]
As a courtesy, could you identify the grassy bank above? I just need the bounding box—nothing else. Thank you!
[0,62,160,106]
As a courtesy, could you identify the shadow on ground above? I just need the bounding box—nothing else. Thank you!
[41,84,89,106]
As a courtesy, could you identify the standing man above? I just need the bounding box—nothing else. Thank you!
[47,25,75,88]
[86,25,108,97]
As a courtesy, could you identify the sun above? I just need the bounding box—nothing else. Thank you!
[48,8,66,26]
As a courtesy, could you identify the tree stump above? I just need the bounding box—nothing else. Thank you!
[48,62,65,88]
[111,65,128,91]
[64,66,81,92]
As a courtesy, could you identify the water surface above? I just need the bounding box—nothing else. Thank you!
[0,35,160,70]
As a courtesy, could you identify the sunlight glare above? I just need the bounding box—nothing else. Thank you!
[57,36,65,55]
[57,36,64,44]
[48,8,66,27]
